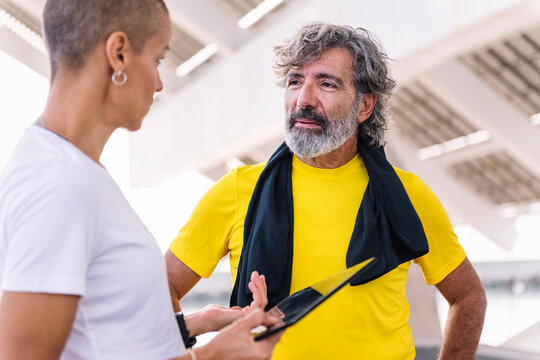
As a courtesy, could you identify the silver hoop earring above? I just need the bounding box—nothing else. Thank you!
[112,70,127,86]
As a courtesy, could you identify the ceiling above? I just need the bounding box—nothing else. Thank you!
[1,0,540,250]
[392,24,540,208]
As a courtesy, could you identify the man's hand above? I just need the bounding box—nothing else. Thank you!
[436,257,487,360]
[185,271,269,335]
[243,271,269,315]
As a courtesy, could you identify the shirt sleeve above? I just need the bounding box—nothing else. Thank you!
[2,164,97,295]
[406,174,466,285]
[169,168,239,278]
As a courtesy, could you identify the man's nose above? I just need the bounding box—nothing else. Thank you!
[296,84,317,109]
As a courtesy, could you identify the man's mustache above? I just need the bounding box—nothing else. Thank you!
[287,108,328,130]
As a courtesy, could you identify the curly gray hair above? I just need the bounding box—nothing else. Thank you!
[274,22,396,146]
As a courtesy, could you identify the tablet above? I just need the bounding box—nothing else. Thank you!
[253,257,376,341]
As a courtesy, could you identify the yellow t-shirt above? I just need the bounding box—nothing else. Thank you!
[170,155,466,359]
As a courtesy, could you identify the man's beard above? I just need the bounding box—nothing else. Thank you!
[284,98,360,158]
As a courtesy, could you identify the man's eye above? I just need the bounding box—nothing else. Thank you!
[322,82,336,88]
[288,79,300,86]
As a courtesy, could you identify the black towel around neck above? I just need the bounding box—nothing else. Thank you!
[230,137,429,309]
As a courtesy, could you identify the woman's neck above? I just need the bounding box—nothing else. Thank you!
[40,72,116,164]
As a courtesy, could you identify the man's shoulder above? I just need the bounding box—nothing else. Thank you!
[201,162,267,203]
[218,162,267,188]
[393,166,447,213]
[392,166,434,200]
[393,166,418,187]
[233,162,266,182]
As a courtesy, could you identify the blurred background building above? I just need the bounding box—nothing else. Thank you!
[1,0,539,358]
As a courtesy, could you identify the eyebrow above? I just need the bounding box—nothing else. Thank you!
[287,72,304,80]
[317,73,345,87]
[287,72,345,88]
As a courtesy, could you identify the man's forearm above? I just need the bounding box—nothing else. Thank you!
[169,285,182,313]
[438,288,487,359]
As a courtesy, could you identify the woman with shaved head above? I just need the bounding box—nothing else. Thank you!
[0,0,280,359]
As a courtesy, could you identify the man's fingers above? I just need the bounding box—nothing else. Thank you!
[248,281,258,295]
[248,274,268,309]
[261,275,268,294]
[250,272,262,291]
[248,271,268,311]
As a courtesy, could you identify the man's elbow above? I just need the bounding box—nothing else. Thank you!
[479,286,487,309]
[461,282,487,318]
[475,285,487,315]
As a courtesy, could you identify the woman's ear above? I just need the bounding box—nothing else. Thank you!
[357,93,377,124]
[105,31,129,72]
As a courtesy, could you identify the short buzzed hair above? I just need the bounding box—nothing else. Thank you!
[274,22,396,146]
[43,0,168,78]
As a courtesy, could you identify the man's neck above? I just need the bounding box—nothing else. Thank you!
[296,133,358,169]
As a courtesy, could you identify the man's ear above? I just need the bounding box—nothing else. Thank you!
[357,93,377,124]
[105,31,129,73]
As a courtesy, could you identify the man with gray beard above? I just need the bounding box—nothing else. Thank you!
[284,96,361,158]
[166,22,486,360]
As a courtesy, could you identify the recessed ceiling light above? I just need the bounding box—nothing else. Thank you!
[417,130,491,160]
[176,43,218,77]
[0,8,46,54]
[238,0,283,29]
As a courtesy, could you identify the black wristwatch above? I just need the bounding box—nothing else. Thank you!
[175,312,197,348]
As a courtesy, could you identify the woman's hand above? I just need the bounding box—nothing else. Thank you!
[193,309,282,360]
[185,305,243,336]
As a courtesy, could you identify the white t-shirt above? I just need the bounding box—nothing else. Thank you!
[0,125,184,360]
